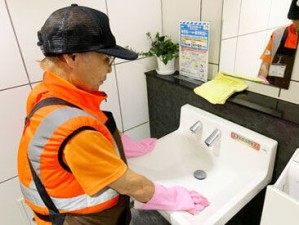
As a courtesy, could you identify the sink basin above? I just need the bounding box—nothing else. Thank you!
[128,104,277,225]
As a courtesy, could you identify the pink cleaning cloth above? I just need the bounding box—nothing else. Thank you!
[121,133,157,158]
[134,183,209,215]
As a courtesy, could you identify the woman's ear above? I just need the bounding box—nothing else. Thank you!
[62,54,78,68]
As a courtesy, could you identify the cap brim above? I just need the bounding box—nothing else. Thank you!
[95,45,138,60]
[288,12,299,19]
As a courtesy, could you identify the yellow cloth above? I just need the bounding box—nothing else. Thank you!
[220,71,264,83]
[193,73,248,104]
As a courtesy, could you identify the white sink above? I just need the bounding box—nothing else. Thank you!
[128,104,277,225]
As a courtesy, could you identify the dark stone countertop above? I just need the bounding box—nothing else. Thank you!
[145,70,299,125]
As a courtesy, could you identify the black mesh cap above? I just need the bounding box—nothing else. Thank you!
[37,4,138,60]
[288,0,299,20]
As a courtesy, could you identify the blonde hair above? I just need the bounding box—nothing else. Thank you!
[39,56,74,78]
[39,56,63,72]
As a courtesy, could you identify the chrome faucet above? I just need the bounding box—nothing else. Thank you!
[190,121,202,133]
[205,129,221,147]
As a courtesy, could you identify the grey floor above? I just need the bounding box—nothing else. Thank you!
[130,209,170,225]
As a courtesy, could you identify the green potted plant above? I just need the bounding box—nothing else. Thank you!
[140,32,179,75]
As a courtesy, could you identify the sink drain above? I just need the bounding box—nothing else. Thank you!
[193,170,207,180]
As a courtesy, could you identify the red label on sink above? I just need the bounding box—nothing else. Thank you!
[231,132,260,151]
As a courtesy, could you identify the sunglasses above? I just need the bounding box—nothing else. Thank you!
[108,56,115,66]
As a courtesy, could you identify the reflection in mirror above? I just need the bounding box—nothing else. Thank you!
[258,6,299,89]
[220,0,298,90]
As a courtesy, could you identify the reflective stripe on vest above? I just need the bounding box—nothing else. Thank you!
[271,27,286,62]
[20,182,118,211]
[22,106,119,212]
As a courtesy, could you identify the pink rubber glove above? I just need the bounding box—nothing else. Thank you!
[121,133,157,158]
[257,75,270,84]
[134,183,209,215]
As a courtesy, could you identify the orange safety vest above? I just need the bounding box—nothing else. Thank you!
[18,71,126,218]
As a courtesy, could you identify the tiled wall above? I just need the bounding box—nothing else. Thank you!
[220,0,299,104]
[0,0,204,224]
[162,0,222,78]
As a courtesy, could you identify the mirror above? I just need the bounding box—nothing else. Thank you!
[219,0,297,89]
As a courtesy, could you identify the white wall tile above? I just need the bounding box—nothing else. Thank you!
[268,0,292,28]
[0,0,28,89]
[6,0,107,83]
[201,0,222,65]
[279,81,299,104]
[162,0,201,43]
[238,0,271,35]
[235,31,267,77]
[0,85,30,182]
[0,178,29,225]
[100,69,123,131]
[291,48,299,81]
[124,122,151,140]
[245,80,280,98]
[107,0,162,64]
[219,38,237,74]
[222,0,241,39]
[115,58,156,131]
